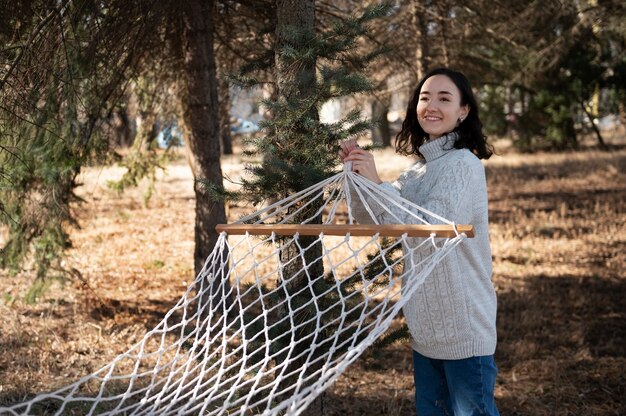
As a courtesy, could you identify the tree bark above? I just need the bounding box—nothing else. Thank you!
[218,76,233,155]
[276,0,316,101]
[411,0,429,82]
[436,0,450,67]
[371,97,391,147]
[580,100,605,149]
[179,0,228,300]
[109,108,133,148]
[274,1,324,413]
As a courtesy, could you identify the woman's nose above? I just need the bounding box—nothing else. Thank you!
[425,100,437,110]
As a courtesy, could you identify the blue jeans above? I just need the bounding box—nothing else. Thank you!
[412,350,499,416]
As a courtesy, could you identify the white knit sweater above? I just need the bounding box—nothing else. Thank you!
[351,132,497,359]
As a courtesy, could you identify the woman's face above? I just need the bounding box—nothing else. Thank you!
[416,74,469,140]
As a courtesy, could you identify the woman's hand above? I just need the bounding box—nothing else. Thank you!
[338,138,359,161]
[339,140,382,184]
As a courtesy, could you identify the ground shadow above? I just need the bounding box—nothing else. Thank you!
[495,273,626,415]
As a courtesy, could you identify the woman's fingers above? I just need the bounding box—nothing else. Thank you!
[342,148,382,184]
[338,139,359,161]
[343,148,372,161]
[339,141,381,184]
[344,138,358,150]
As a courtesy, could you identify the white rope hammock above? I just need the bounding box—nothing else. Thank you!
[1,165,471,416]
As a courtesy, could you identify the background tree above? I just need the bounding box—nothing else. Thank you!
[211,4,391,408]
[0,0,226,298]
[178,0,228,277]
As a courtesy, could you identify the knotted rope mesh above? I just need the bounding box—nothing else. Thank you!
[1,166,467,415]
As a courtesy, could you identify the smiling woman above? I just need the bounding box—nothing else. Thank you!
[416,74,469,139]
[340,67,500,416]
[395,68,493,161]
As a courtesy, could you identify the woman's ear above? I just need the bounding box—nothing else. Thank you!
[460,105,470,120]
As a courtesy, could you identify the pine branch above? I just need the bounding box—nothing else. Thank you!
[0,1,71,92]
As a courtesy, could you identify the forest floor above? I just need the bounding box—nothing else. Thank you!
[0,135,625,415]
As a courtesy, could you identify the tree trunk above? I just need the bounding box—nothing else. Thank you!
[274,1,323,412]
[135,110,158,150]
[110,108,134,148]
[218,76,233,155]
[275,0,319,287]
[580,100,606,149]
[437,0,451,67]
[276,0,316,100]
[564,112,578,149]
[179,0,229,305]
[371,97,391,147]
[411,0,429,82]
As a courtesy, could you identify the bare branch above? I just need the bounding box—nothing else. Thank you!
[0,0,73,92]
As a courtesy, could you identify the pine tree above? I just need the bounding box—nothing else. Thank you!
[0,0,227,300]
[218,3,392,407]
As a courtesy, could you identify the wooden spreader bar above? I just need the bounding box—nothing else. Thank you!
[216,224,474,238]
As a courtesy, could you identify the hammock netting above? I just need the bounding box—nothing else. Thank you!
[1,165,469,415]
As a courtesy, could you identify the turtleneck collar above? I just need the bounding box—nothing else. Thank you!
[418,131,459,162]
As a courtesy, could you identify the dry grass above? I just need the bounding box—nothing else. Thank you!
[1,138,625,415]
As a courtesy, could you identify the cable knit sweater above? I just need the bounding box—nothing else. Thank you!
[351,132,497,360]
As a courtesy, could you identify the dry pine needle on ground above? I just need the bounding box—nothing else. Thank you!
[0,142,625,415]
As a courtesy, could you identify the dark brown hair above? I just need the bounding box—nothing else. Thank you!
[395,67,493,160]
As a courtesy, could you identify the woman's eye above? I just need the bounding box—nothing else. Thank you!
[419,97,428,101]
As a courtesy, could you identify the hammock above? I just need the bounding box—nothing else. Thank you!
[0,164,471,416]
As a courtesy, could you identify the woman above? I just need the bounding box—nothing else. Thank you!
[340,67,499,416]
